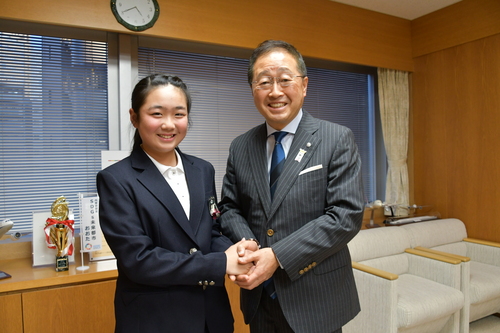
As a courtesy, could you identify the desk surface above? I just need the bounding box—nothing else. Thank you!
[0,256,117,294]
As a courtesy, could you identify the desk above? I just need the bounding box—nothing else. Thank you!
[0,250,117,333]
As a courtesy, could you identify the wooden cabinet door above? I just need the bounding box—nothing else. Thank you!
[22,280,116,333]
[0,293,23,333]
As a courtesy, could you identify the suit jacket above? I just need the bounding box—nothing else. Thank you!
[219,110,364,333]
[96,147,234,333]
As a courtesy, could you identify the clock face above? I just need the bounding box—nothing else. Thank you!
[111,0,160,31]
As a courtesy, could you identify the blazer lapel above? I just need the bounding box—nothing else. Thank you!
[132,149,197,243]
[182,153,205,235]
[247,125,272,218]
[269,111,321,219]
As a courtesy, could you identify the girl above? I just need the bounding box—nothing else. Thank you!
[97,74,253,333]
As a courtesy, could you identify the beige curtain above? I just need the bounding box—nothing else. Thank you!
[378,68,409,216]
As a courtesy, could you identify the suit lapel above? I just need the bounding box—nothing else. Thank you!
[132,149,198,243]
[247,125,272,218]
[269,111,321,219]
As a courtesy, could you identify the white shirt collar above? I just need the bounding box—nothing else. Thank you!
[144,149,185,179]
[266,109,303,137]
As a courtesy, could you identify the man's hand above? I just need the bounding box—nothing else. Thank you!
[233,247,279,290]
[226,239,259,280]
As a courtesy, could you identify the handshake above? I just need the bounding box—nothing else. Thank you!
[224,238,280,290]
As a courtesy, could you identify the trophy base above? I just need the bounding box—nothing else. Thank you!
[56,255,69,272]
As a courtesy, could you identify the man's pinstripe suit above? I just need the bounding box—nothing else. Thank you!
[219,110,365,333]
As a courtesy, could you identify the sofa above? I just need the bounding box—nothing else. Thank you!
[401,218,500,333]
[344,225,465,333]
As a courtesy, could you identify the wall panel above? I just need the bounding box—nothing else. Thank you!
[412,33,500,242]
[0,0,413,71]
[411,0,500,57]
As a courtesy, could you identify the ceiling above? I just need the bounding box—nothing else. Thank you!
[330,0,462,20]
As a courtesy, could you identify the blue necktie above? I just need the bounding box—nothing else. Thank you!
[264,131,287,300]
[270,131,288,200]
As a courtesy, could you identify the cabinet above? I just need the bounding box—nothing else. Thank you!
[0,251,117,333]
[0,280,116,333]
[22,280,116,333]
[0,293,23,333]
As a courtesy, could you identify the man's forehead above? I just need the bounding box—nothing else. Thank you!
[257,66,294,76]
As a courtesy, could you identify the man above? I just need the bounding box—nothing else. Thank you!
[219,40,365,333]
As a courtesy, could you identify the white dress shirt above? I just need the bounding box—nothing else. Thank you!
[144,149,190,219]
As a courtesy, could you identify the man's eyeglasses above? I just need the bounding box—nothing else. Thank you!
[252,75,306,90]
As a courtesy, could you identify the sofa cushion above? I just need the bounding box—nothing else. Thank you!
[469,261,500,304]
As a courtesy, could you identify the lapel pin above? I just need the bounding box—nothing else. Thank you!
[295,148,307,162]
[208,196,220,219]
[306,142,311,148]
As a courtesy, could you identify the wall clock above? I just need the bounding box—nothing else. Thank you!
[111,0,160,31]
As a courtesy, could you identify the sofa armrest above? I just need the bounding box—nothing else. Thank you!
[411,246,470,331]
[405,249,462,290]
[464,238,500,248]
[405,248,462,264]
[463,238,500,266]
[346,262,398,333]
[352,261,398,280]
[413,246,470,262]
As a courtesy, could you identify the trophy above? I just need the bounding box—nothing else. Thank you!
[44,196,75,271]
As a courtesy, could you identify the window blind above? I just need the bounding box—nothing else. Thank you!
[0,32,108,233]
[304,67,375,201]
[138,48,375,201]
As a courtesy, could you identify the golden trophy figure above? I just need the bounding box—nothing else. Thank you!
[44,196,75,271]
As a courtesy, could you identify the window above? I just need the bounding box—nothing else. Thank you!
[0,31,108,233]
[138,47,378,201]
[0,23,383,236]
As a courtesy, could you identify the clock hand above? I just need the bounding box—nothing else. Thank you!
[122,6,143,16]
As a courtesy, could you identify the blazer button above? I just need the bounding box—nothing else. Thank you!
[267,229,274,237]
[189,248,198,254]
[299,269,304,275]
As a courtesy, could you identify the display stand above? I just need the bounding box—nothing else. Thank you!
[76,233,89,271]
[365,200,383,228]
